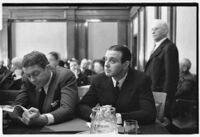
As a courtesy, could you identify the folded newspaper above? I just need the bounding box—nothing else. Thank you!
[1,105,27,118]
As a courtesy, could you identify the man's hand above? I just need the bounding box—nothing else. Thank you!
[20,107,48,127]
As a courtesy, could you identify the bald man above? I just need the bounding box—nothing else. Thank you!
[175,58,196,99]
[144,19,179,120]
[0,57,23,90]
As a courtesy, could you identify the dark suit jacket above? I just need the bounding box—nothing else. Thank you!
[145,38,179,100]
[77,72,90,86]
[0,66,8,80]
[176,72,196,100]
[0,70,22,90]
[78,68,156,124]
[0,66,7,75]
[13,66,79,124]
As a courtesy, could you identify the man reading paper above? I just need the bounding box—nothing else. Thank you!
[8,51,78,127]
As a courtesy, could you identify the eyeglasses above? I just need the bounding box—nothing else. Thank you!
[24,71,42,79]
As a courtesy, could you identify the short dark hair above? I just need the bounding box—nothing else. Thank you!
[48,51,59,60]
[108,45,131,63]
[70,59,79,65]
[58,60,65,67]
[22,51,49,69]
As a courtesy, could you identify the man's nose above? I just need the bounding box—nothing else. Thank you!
[152,29,155,34]
[30,76,36,83]
[104,61,110,68]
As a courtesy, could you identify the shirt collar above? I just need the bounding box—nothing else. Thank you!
[43,72,53,94]
[112,72,128,89]
[154,37,167,50]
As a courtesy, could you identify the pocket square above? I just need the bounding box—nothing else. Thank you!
[51,100,59,108]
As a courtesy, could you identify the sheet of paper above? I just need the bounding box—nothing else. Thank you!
[40,118,90,133]
[1,105,14,112]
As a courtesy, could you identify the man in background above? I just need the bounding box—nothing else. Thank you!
[70,59,90,86]
[0,59,8,80]
[47,51,60,68]
[172,58,197,130]
[175,58,196,100]
[0,57,23,90]
[9,51,78,127]
[93,59,105,75]
[145,19,179,120]
[80,58,93,76]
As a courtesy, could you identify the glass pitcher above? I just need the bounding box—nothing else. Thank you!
[90,105,118,134]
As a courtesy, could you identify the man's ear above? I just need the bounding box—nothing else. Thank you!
[123,61,130,69]
[45,64,52,71]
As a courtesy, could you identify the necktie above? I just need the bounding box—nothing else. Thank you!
[39,88,46,113]
[114,81,120,101]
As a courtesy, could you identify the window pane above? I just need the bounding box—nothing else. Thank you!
[88,22,118,59]
[145,7,156,62]
[12,22,67,58]
[138,9,144,70]
[133,17,138,35]
[161,6,168,22]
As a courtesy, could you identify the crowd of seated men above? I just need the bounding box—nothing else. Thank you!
[0,48,197,133]
[0,52,106,89]
[0,57,23,90]
[0,19,197,134]
[1,46,156,127]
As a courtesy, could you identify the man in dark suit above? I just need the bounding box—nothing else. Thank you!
[145,19,179,119]
[69,60,90,86]
[78,45,156,124]
[9,51,78,127]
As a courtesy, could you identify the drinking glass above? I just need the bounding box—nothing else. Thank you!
[124,120,138,134]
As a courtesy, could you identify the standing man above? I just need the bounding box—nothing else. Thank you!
[78,45,156,124]
[145,19,179,120]
[9,51,78,127]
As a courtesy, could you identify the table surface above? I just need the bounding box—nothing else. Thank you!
[3,118,169,134]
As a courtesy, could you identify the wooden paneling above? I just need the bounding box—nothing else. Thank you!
[118,22,128,46]
[2,6,130,60]
[10,10,66,19]
[77,22,87,59]
[76,10,129,21]
[67,21,76,59]
[130,6,140,18]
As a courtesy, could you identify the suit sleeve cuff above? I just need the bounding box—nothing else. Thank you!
[43,113,54,125]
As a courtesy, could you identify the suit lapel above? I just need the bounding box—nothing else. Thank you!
[145,39,169,69]
[42,69,56,113]
[102,75,116,105]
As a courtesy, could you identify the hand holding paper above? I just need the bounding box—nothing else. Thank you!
[20,107,48,127]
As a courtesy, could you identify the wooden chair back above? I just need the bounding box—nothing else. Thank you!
[153,92,167,121]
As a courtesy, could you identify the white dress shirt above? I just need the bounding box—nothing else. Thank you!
[111,72,128,89]
[152,37,168,53]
